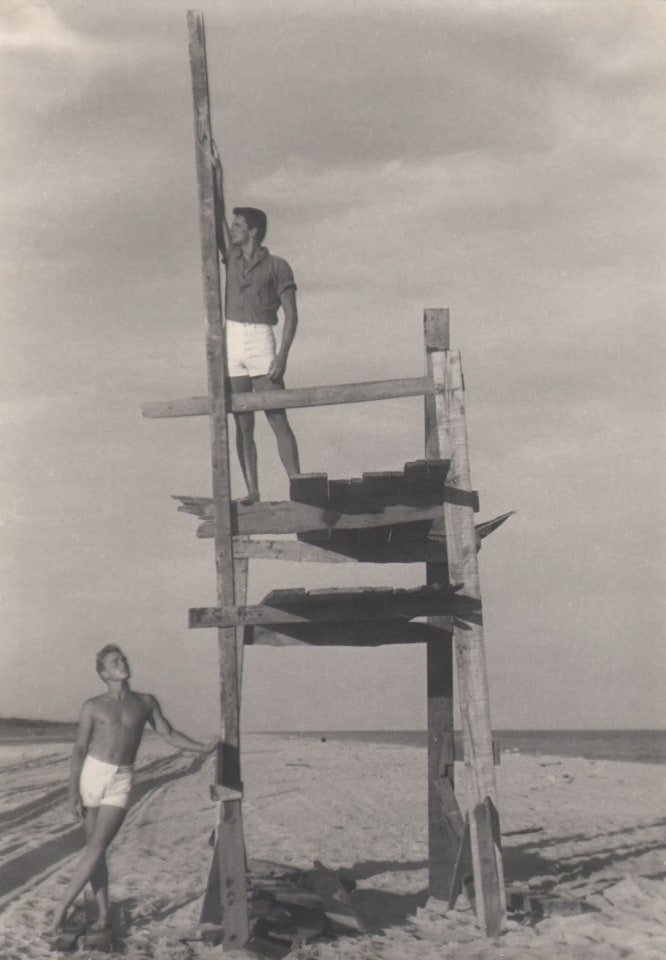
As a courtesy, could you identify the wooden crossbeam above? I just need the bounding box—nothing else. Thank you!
[242,620,451,646]
[183,496,479,539]
[141,375,435,418]
[196,501,446,537]
[232,512,513,563]
[189,584,461,629]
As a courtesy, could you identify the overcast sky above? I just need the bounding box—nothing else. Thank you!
[1,0,664,735]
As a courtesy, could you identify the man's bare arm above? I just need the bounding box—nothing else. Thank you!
[145,695,217,754]
[68,702,93,819]
[211,140,230,260]
[269,287,298,381]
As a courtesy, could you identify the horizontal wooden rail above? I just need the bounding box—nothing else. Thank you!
[190,584,462,629]
[196,501,446,538]
[141,376,434,418]
[244,621,451,646]
[231,513,513,563]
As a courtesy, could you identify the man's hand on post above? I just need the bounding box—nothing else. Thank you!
[69,793,83,821]
[268,355,287,381]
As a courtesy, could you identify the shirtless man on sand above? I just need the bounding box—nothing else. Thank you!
[51,644,216,933]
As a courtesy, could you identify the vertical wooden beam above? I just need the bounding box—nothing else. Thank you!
[234,556,249,690]
[426,310,505,936]
[187,11,249,948]
[424,309,460,899]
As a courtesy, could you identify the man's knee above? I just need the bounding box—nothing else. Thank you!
[265,410,291,435]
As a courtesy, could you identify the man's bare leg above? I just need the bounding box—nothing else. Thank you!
[52,805,125,932]
[83,807,110,929]
[253,375,301,478]
[230,375,260,503]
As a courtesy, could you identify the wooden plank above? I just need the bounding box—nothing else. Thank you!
[290,473,329,505]
[327,478,353,510]
[205,511,512,564]
[427,629,458,899]
[427,312,505,934]
[187,10,248,946]
[447,816,475,912]
[142,376,435,418]
[424,308,450,350]
[423,310,460,903]
[191,600,456,629]
[328,529,360,555]
[196,500,445,537]
[308,861,366,935]
[360,471,403,502]
[190,584,461,628]
[472,798,504,937]
[232,376,434,412]
[243,620,450,646]
[234,555,249,693]
[142,396,210,418]
[215,798,249,950]
[429,776,467,902]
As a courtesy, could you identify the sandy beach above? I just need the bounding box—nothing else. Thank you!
[0,733,664,959]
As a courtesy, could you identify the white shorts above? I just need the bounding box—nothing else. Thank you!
[225,320,276,378]
[80,755,134,809]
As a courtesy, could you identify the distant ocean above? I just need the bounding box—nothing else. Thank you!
[283,729,666,765]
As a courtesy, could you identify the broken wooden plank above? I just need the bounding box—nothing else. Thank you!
[360,471,404,501]
[472,797,504,937]
[289,473,329,505]
[79,929,113,953]
[447,816,475,912]
[198,511,512,564]
[196,500,448,537]
[242,620,450,646]
[308,861,366,936]
[189,584,461,629]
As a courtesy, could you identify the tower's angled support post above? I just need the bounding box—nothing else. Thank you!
[187,10,249,949]
[425,310,505,936]
[424,310,464,899]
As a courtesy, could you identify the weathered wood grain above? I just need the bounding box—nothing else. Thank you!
[187,10,248,945]
[142,376,435,418]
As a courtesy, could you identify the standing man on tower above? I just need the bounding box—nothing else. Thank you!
[211,142,301,504]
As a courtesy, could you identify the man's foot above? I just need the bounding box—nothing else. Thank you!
[235,493,259,506]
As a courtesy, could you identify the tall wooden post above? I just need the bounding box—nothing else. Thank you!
[427,314,505,936]
[424,310,463,899]
[187,11,249,948]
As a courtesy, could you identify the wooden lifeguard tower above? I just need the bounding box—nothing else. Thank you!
[142,11,511,950]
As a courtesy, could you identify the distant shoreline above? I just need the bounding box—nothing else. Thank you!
[263,728,666,765]
[2,721,664,765]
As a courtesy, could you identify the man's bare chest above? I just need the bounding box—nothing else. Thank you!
[94,696,149,730]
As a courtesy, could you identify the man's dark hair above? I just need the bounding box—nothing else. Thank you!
[96,644,125,677]
[233,207,267,244]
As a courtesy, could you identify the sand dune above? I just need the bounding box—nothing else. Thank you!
[0,735,664,958]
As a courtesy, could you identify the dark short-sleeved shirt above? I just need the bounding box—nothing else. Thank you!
[224,245,296,326]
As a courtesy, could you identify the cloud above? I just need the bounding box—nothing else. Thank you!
[0,1,87,51]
